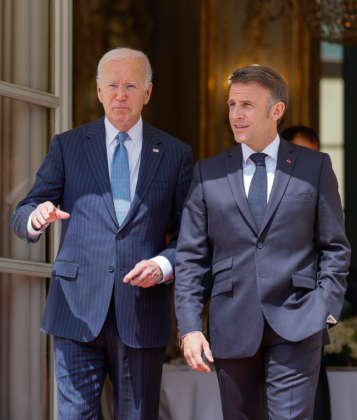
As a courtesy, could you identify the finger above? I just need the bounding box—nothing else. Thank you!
[41,207,51,221]
[184,351,197,370]
[44,201,56,214]
[134,278,156,288]
[203,342,214,363]
[192,351,210,373]
[32,214,43,230]
[55,209,70,219]
[123,266,144,283]
[130,269,151,286]
[131,274,154,287]
[35,210,47,226]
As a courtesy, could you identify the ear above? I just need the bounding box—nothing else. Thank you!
[143,82,153,105]
[97,79,103,104]
[271,101,285,122]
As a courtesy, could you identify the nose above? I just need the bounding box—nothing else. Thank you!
[230,106,243,119]
[116,86,126,101]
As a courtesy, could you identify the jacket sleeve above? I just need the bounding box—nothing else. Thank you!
[315,153,351,320]
[174,161,213,338]
[158,144,194,272]
[10,134,65,243]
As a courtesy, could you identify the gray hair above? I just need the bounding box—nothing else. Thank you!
[96,47,152,88]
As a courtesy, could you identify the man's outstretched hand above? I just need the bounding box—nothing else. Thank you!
[182,332,214,372]
[31,201,70,230]
[124,260,163,288]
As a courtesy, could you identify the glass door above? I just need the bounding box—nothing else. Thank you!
[0,1,72,419]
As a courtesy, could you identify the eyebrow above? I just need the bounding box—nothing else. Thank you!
[227,99,255,105]
[106,80,139,85]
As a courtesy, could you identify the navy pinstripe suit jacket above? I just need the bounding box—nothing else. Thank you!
[11,116,193,347]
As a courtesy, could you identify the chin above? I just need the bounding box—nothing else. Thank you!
[112,114,129,123]
[234,136,248,144]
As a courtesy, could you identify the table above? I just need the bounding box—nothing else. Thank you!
[159,364,224,420]
[327,368,357,420]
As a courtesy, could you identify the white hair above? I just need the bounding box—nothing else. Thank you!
[96,48,152,88]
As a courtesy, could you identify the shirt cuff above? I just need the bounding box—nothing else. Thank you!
[27,211,49,239]
[326,314,337,324]
[150,256,173,284]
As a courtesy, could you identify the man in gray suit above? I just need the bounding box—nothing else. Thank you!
[175,65,350,419]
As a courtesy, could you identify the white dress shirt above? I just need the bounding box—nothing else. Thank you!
[241,132,280,201]
[27,116,173,282]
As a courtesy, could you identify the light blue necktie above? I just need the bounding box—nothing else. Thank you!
[248,153,268,231]
[111,132,131,225]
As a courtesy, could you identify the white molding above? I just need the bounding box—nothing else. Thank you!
[0,80,60,108]
[54,0,73,135]
[51,2,73,419]
[0,257,53,277]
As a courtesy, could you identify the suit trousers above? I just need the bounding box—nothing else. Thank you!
[215,320,323,420]
[53,297,166,420]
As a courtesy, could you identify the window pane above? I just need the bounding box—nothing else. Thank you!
[0,0,50,93]
[0,97,48,262]
[0,272,48,419]
[319,78,344,146]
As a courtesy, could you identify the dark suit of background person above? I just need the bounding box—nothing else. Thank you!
[175,66,351,420]
[281,125,330,420]
[11,48,193,420]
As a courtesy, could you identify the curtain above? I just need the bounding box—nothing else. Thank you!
[0,0,50,418]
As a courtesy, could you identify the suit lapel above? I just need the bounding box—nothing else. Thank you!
[225,145,258,235]
[118,122,165,232]
[83,117,119,228]
[259,138,296,234]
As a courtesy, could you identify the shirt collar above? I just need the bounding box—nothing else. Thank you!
[104,116,143,148]
[241,133,280,164]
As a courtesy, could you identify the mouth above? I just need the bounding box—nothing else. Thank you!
[233,124,249,130]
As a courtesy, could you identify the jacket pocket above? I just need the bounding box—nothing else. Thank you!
[211,277,233,298]
[292,273,316,289]
[52,261,79,279]
[212,257,233,276]
[281,192,312,203]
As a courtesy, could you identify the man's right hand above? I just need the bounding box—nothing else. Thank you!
[31,201,70,231]
[181,332,214,373]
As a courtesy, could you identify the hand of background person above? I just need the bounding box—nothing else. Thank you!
[31,201,70,230]
[124,260,163,288]
[181,332,214,372]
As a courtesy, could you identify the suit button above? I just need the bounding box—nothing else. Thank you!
[116,233,122,240]
[257,242,264,249]
[108,266,115,273]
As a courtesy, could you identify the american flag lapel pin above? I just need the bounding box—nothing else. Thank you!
[153,148,159,153]
[287,159,291,163]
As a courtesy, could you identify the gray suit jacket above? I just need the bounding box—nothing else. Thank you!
[175,138,350,359]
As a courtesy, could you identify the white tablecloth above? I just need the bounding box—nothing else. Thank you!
[159,364,223,420]
[327,369,357,420]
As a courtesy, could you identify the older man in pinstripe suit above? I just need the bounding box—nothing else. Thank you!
[11,48,193,420]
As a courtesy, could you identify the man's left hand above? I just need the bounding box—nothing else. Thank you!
[124,260,163,288]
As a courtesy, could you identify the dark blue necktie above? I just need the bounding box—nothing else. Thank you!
[248,153,268,231]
